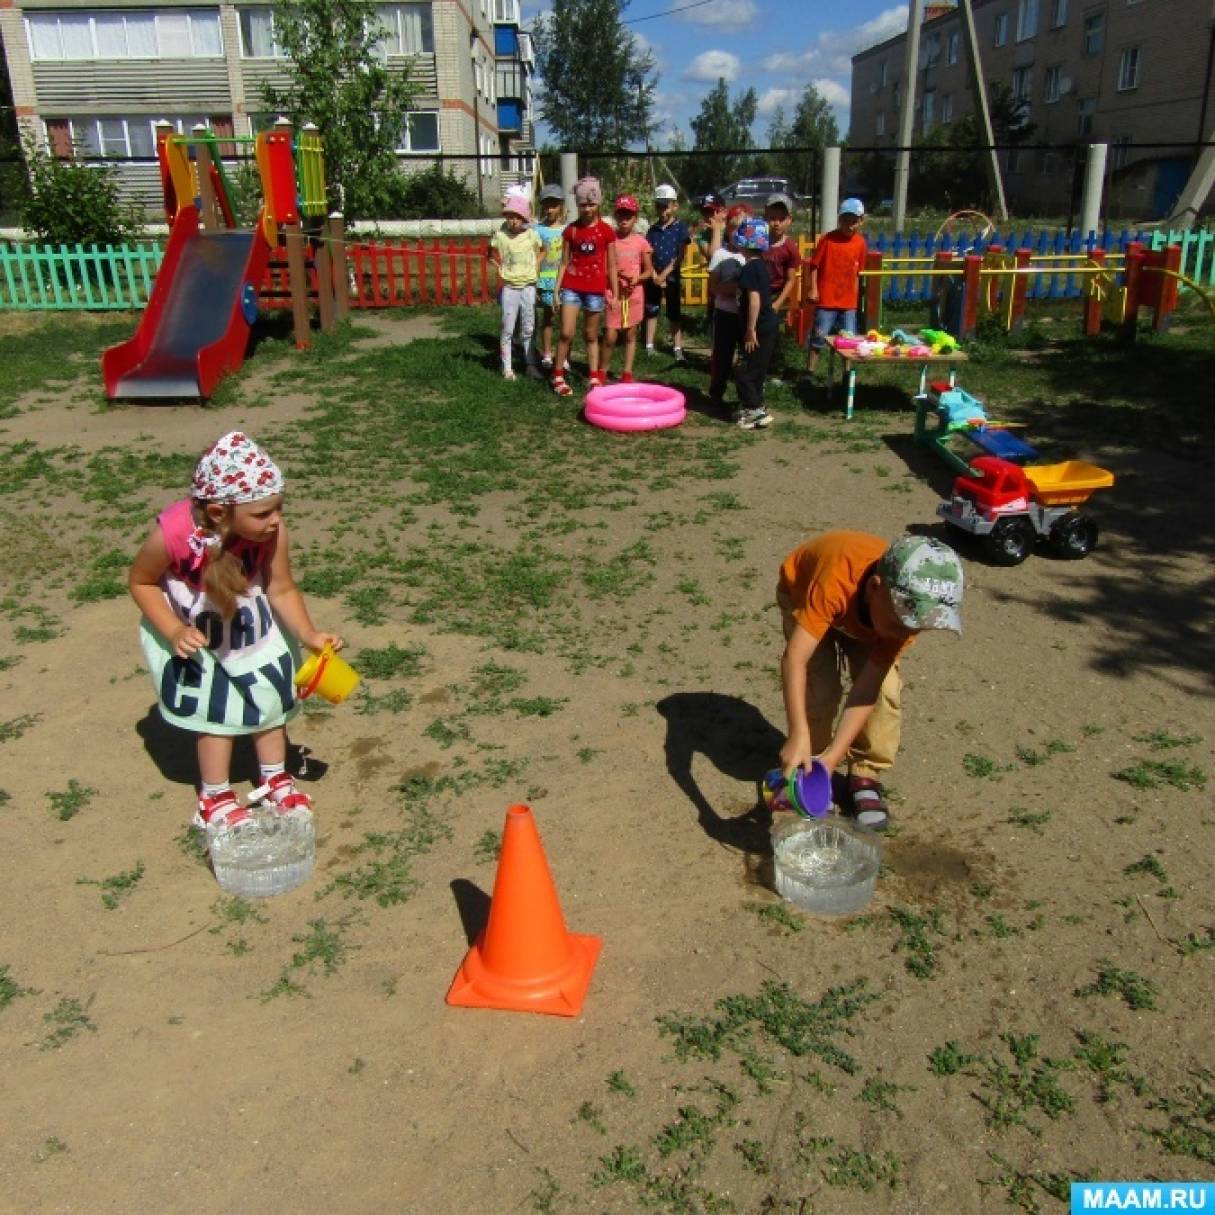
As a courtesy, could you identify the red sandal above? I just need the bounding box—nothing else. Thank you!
[847,776,891,831]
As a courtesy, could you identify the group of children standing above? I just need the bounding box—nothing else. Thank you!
[489,178,869,428]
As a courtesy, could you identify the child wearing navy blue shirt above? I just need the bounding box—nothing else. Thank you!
[643,185,691,359]
[734,217,778,430]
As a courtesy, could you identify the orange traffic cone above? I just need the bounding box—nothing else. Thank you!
[446,804,602,1017]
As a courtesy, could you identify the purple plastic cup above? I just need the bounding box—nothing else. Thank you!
[789,760,832,818]
[763,760,832,818]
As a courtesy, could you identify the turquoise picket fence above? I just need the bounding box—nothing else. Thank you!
[0,241,164,309]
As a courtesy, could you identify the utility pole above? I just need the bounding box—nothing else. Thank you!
[892,0,924,231]
[959,0,1008,221]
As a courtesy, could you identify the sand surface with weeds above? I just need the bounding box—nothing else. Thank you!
[1,308,1213,1213]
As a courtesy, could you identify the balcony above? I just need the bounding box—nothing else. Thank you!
[497,99,523,133]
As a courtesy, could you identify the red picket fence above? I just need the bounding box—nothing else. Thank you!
[258,237,495,310]
[349,238,494,307]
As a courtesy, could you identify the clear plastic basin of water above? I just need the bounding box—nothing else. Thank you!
[771,817,880,917]
[208,808,315,898]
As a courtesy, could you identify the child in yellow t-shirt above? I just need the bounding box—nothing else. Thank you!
[489,192,545,381]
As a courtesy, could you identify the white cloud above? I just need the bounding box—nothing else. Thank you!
[757,87,799,115]
[683,49,741,83]
[812,77,851,109]
[763,6,908,76]
[675,0,759,25]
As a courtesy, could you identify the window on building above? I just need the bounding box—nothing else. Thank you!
[875,110,886,135]
[1083,10,1103,55]
[27,9,222,60]
[1076,95,1096,135]
[994,12,1009,45]
[1110,135,1130,168]
[63,114,212,159]
[239,8,284,57]
[398,111,440,152]
[947,31,960,64]
[1012,65,1033,101]
[480,133,494,177]
[1044,64,1062,101]
[923,91,936,127]
[893,80,901,108]
[923,32,941,66]
[374,5,434,56]
[1016,0,1039,39]
[879,59,888,87]
[942,93,954,122]
[1050,0,1068,26]
[1118,45,1140,89]
[493,0,520,20]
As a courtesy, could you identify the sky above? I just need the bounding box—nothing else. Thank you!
[522,0,912,145]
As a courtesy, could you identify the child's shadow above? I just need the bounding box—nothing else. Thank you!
[655,692,781,861]
[135,705,327,788]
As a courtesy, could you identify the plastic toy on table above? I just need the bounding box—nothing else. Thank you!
[920,327,959,353]
[937,455,1115,565]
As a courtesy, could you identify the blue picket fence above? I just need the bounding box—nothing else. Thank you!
[870,228,1153,303]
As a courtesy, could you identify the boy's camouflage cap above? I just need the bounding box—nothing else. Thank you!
[878,535,964,633]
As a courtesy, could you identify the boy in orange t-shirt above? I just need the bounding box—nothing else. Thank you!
[804,198,867,379]
[776,531,964,829]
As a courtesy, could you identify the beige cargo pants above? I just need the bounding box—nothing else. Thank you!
[777,587,901,779]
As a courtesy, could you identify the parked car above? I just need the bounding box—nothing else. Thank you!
[716,177,812,211]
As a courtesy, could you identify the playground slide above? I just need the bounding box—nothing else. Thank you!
[102,204,270,399]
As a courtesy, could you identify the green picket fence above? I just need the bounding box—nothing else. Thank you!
[1146,228,1215,290]
[0,241,164,310]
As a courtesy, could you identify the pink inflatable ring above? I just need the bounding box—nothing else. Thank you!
[584,382,687,432]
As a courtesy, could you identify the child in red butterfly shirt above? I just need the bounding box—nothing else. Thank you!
[552,176,619,396]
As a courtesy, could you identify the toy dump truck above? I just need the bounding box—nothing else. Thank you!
[938,455,1115,566]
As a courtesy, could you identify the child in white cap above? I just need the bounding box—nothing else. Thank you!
[128,432,344,839]
[489,192,545,380]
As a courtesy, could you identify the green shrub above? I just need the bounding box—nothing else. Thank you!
[19,142,142,246]
[393,164,484,220]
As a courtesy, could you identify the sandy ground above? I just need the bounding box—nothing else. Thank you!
[1,311,1213,1214]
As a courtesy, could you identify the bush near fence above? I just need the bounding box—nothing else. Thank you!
[3,226,1212,313]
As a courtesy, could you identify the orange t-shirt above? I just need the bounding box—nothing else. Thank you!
[778,530,913,667]
[808,230,867,310]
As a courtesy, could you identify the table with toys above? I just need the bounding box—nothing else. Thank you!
[826,327,968,420]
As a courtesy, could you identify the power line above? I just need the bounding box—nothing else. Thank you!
[623,0,719,25]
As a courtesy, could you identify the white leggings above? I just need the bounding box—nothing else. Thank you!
[500,284,536,370]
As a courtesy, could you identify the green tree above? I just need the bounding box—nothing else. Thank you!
[687,78,758,196]
[260,0,419,220]
[533,0,657,152]
[767,84,840,195]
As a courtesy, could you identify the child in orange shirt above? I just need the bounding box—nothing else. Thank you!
[776,531,964,830]
[804,198,866,379]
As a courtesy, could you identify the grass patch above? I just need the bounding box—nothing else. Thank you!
[657,978,880,1092]
[41,995,98,1050]
[473,829,501,864]
[0,713,41,743]
[46,778,97,821]
[0,964,37,1011]
[355,642,425,680]
[1112,759,1206,791]
[1075,961,1160,1011]
[962,752,1013,780]
[746,901,806,934]
[1006,807,1052,834]
[260,914,360,1002]
[1142,1069,1215,1166]
[76,860,145,910]
[889,905,948,979]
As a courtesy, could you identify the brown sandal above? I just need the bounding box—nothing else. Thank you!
[847,777,891,831]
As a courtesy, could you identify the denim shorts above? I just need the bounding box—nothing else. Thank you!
[808,307,858,350]
[559,288,606,313]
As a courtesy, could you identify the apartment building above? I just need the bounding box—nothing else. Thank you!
[0,0,537,212]
[850,0,1215,217]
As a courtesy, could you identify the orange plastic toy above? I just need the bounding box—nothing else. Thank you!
[446,804,602,1017]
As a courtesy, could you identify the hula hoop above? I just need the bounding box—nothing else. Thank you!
[584,382,687,432]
